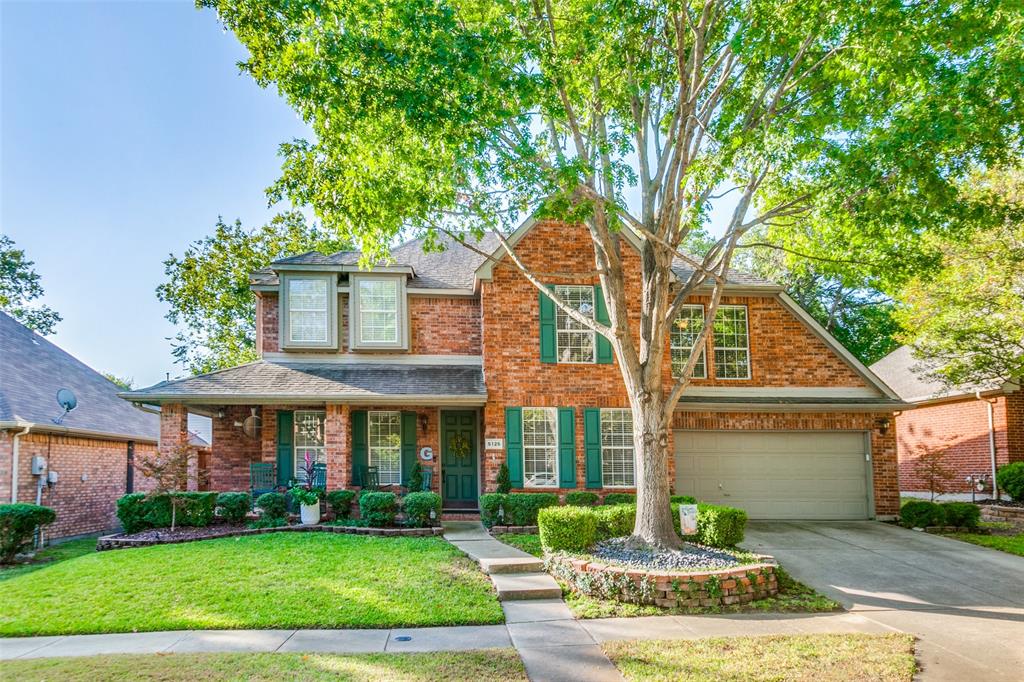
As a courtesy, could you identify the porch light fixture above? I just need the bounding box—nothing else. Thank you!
[497,504,505,522]
[419,413,428,434]
[875,417,890,435]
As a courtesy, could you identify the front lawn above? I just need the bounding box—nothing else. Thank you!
[603,634,917,682]
[1,649,526,681]
[495,533,543,557]
[0,533,503,636]
[940,530,1024,557]
[0,537,96,581]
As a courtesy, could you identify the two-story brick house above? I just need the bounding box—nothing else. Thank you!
[122,219,906,519]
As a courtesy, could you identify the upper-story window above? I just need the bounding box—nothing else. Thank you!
[350,275,408,350]
[281,273,337,349]
[713,305,750,379]
[671,304,707,378]
[555,285,596,363]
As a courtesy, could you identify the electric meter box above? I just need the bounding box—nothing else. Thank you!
[31,456,47,475]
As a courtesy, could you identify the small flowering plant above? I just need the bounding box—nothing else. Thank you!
[289,452,324,506]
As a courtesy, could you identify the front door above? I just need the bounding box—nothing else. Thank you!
[441,410,478,508]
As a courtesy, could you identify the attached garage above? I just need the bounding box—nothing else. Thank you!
[674,430,873,520]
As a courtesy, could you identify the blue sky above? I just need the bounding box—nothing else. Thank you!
[2,0,308,387]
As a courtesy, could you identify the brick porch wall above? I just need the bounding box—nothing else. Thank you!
[0,430,157,539]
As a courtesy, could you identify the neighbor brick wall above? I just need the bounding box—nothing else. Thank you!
[895,396,1017,494]
[0,430,157,539]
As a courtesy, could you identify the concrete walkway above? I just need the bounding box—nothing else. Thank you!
[745,521,1024,681]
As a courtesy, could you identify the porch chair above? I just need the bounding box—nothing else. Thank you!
[361,466,380,491]
[311,463,327,489]
[249,462,277,509]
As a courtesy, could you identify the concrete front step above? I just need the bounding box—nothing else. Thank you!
[491,572,562,601]
[479,556,545,574]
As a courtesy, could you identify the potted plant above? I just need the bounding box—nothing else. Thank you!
[290,452,324,525]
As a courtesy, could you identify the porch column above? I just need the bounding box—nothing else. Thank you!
[260,407,277,464]
[325,404,350,489]
[158,403,194,490]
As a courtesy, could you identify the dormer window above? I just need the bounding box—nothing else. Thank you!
[281,273,338,349]
[350,274,408,350]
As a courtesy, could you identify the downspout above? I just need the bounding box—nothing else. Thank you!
[977,392,999,500]
[10,424,32,503]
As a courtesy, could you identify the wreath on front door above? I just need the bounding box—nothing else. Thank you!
[449,433,471,460]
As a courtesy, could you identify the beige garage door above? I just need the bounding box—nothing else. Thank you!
[674,431,870,520]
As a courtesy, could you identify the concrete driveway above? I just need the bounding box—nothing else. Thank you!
[744,521,1024,681]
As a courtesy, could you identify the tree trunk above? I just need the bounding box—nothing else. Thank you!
[630,396,682,549]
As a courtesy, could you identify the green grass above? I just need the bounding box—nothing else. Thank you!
[0,537,97,582]
[1,649,527,681]
[940,531,1024,557]
[565,567,840,619]
[0,533,503,636]
[603,634,917,682]
[495,533,543,557]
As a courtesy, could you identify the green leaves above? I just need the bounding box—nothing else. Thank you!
[0,235,61,335]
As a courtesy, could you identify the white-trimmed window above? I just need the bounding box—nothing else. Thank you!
[522,407,558,487]
[600,409,635,488]
[555,285,595,363]
[284,275,335,347]
[350,275,407,349]
[671,304,707,378]
[368,411,402,485]
[713,305,750,379]
[294,410,326,479]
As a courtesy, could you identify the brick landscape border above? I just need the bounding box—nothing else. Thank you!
[545,552,779,609]
[488,525,539,535]
[980,505,1024,524]
[96,524,444,551]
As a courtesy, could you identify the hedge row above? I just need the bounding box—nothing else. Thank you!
[900,500,981,529]
[116,492,218,534]
[480,492,560,526]
[0,503,56,563]
[997,462,1024,501]
[538,501,747,552]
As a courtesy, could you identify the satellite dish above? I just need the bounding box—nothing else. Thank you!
[241,407,262,439]
[53,388,78,424]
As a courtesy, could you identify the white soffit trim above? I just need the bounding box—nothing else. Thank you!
[673,402,904,413]
[125,394,487,407]
[776,292,901,401]
[685,386,883,398]
[263,352,484,366]
[0,420,158,444]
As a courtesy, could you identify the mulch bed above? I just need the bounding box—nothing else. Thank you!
[109,524,242,543]
[977,499,1024,508]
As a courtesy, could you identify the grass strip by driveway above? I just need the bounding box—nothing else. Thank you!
[940,531,1024,557]
[0,533,503,636]
[495,533,543,558]
[1,649,526,681]
[603,634,917,682]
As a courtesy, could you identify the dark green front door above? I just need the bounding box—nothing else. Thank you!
[441,411,478,507]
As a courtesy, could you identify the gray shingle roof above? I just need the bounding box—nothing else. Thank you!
[0,311,158,440]
[122,361,486,403]
[671,254,779,288]
[869,345,1001,403]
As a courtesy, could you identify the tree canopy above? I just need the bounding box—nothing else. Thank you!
[0,235,61,334]
[158,211,350,374]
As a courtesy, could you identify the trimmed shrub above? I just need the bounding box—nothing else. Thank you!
[688,503,747,547]
[116,492,217,532]
[941,502,981,530]
[996,462,1024,502]
[480,493,506,527]
[670,495,697,504]
[496,463,512,494]
[504,492,559,526]
[116,493,150,534]
[602,492,636,505]
[256,492,288,519]
[595,504,635,539]
[215,492,251,525]
[359,491,398,527]
[900,499,947,528]
[0,504,56,563]
[538,506,598,552]
[403,491,442,528]
[326,490,356,519]
[565,491,599,507]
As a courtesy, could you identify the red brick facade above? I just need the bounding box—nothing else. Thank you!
[895,394,1023,494]
[0,431,157,539]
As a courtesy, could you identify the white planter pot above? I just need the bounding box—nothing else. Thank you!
[300,502,321,525]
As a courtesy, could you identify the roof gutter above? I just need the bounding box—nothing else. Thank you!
[0,420,157,445]
[10,424,31,503]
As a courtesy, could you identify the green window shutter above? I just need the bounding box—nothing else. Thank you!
[351,411,368,486]
[505,407,524,488]
[400,411,417,486]
[276,410,294,487]
[539,288,557,363]
[557,407,577,489]
[594,285,613,364]
[583,408,603,489]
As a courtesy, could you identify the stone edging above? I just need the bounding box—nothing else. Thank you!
[488,525,539,535]
[545,552,779,609]
[97,525,444,551]
[980,505,1024,523]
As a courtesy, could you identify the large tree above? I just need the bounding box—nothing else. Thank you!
[203,0,1023,547]
[0,235,61,334]
[159,211,350,374]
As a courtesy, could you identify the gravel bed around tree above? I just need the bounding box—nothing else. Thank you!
[589,537,746,572]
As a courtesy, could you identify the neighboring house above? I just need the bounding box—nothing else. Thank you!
[122,220,907,520]
[0,311,159,539]
[871,345,1023,496]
